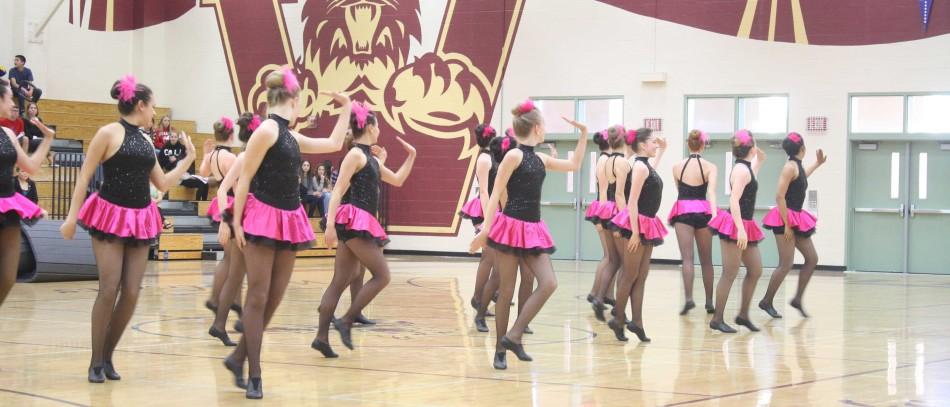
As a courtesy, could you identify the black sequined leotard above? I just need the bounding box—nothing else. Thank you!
[488,144,555,255]
[98,119,156,209]
[670,154,712,228]
[249,115,303,211]
[0,131,16,199]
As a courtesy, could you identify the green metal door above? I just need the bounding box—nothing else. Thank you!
[849,141,907,273]
[702,139,785,268]
[580,150,605,260]
[539,140,579,260]
[908,141,950,274]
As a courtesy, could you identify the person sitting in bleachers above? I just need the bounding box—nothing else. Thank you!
[0,105,24,141]
[14,167,38,203]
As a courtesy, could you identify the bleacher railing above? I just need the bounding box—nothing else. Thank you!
[49,152,85,220]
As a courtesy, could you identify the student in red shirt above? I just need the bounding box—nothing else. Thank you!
[0,105,24,139]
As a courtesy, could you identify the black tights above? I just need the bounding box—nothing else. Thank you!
[0,226,22,308]
[316,238,391,343]
[226,243,297,378]
[673,224,715,307]
[712,241,762,323]
[611,236,653,327]
[591,227,621,302]
[212,239,246,331]
[492,251,555,350]
[475,248,534,321]
[89,239,150,368]
[761,235,818,307]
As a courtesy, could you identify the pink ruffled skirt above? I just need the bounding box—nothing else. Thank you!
[207,196,235,223]
[242,193,315,251]
[584,201,601,224]
[78,192,162,245]
[668,199,713,228]
[762,207,817,237]
[335,203,389,247]
[459,197,484,227]
[487,213,556,255]
[0,192,43,227]
[707,211,765,244]
[608,210,668,246]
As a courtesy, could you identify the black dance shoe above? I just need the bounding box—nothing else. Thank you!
[758,301,782,318]
[626,322,651,342]
[103,361,121,380]
[311,339,338,358]
[679,300,696,316]
[790,300,810,318]
[500,336,532,361]
[354,314,376,325]
[709,320,737,333]
[209,326,237,346]
[223,357,247,389]
[88,366,105,383]
[246,377,263,399]
[230,303,243,317]
[333,318,354,350]
[493,351,507,370]
[607,319,628,342]
[735,316,760,332]
[474,318,489,333]
[592,299,607,322]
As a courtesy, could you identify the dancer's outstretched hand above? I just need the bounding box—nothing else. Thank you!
[233,223,247,251]
[217,222,231,247]
[469,231,488,254]
[396,136,416,154]
[319,91,350,105]
[60,218,76,240]
[816,149,827,165]
[324,227,338,249]
[562,116,587,134]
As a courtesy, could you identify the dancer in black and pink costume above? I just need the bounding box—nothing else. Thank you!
[707,130,767,333]
[61,75,197,383]
[313,101,416,358]
[470,100,588,369]
[0,78,53,309]
[759,132,826,318]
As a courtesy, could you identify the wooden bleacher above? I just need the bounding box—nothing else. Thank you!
[32,99,336,260]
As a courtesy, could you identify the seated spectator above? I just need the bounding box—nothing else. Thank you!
[0,105,24,140]
[299,161,320,217]
[159,132,186,171]
[14,167,38,203]
[152,115,175,149]
[20,103,52,165]
[314,163,333,217]
[8,55,41,111]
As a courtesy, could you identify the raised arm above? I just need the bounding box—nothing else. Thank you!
[751,147,766,175]
[469,149,523,253]
[649,137,667,168]
[378,137,416,187]
[805,149,827,177]
[8,118,54,174]
[323,148,366,248]
[149,132,196,192]
[294,91,351,154]
[60,125,117,239]
[540,117,587,172]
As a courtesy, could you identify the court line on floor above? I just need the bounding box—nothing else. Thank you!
[661,357,950,406]
[0,339,715,398]
[0,387,89,407]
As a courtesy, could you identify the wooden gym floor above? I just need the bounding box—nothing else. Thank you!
[1,256,948,406]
